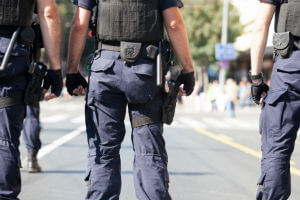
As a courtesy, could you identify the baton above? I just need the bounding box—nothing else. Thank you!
[0,27,21,71]
[156,41,162,86]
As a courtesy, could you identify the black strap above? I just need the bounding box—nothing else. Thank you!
[0,94,23,109]
[131,112,162,128]
[0,73,27,84]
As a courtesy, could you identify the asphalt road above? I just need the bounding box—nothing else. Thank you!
[18,97,300,200]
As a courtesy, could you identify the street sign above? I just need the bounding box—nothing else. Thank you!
[215,43,237,60]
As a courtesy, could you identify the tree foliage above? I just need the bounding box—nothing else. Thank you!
[181,0,243,66]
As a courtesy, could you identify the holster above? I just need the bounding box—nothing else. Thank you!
[24,62,47,107]
[162,78,180,125]
[273,32,294,58]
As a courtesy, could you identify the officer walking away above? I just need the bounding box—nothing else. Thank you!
[22,14,47,173]
[66,0,195,199]
[0,0,62,199]
[251,0,300,199]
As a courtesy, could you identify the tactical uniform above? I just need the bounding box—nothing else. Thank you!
[73,0,183,199]
[0,0,35,199]
[256,0,300,199]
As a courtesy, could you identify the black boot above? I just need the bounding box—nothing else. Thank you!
[27,152,42,173]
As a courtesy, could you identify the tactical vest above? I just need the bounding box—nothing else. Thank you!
[0,0,35,27]
[275,0,300,37]
[97,0,164,42]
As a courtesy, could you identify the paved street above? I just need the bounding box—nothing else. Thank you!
[18,97,300,200]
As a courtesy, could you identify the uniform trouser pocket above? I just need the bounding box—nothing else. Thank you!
[0,141,21,199]
[258,90,300,200]
[132,122,171,200]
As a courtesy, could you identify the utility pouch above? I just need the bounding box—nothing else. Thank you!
[162,79,180,125]
[143,45,158,60]
[120,42,142,63]
[273,32,294,58]
[19,27,35,46]
[24,62,47,107]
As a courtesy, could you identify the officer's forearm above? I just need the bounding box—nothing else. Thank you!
[163,7,194,73]
[251,27,269,76]
[37,0,62,70]
[250,2,276,76]
[67,7,90,74]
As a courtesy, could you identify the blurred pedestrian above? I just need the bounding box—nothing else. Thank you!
[224,78,238,118]
[250,0,300,199]
[207,80,219,111]
[238,78,247,108]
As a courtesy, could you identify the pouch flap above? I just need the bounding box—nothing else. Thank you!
[273,32,291,50]
[132,63,154,76]
[120,42,142,63]
[91,57,114,72]
[264,88,287,105]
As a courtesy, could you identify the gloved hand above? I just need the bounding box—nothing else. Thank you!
[177,71,195,96]
[66,73,88,96]
[251,80,269,105]
[43,69,63,100]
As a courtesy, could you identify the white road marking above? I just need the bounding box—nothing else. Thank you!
[41,114,69,123]
[178,117,207,129]
[71,115,85,124]
[224,118,258,130]
[38,126,86,159]
[22,126,86,166]
[202,117,232,129]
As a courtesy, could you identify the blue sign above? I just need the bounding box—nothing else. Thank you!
[215,43,237,60]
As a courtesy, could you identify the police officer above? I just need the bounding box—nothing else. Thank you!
[66,0,195,199]
[23,105,42,173]
[251,0,300,199]
[0,0,62,199]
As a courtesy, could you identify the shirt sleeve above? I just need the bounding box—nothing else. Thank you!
[259,0,280,6]
[73,0,96,11]
[160,0,184,11]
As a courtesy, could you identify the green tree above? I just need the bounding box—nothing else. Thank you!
[182,0,243,67]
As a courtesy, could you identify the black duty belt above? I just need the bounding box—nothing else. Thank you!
[0,93,23,109]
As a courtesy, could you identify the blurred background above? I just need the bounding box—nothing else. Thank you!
[18,1,300,200]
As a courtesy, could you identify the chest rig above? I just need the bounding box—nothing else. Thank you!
[275,0,300,37]
[0,0,35,27]
[96,0,164,42]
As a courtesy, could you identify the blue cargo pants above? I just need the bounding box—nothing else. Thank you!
[0,36,29,199]
[85,50,171,200]
[257,51,300,200]
[23,105,41,154]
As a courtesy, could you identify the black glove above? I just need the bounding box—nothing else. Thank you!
[177,71,195,96]
[251,81,269,105]
[43,69,63,97]
[66,73,88,96]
